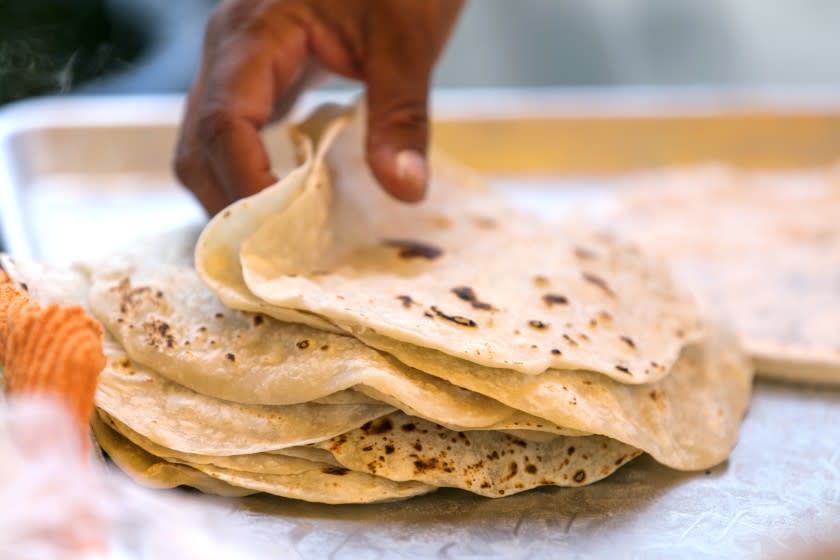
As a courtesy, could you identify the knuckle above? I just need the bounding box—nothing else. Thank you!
[369,100,430,148]
[195,106,237,146]
[375,101,429,132]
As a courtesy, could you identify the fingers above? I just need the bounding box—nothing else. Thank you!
[363,1,464,203]
[175,76,232,216]
[175,2,309,215]
[176,0,465,213]
[364,45,432,203]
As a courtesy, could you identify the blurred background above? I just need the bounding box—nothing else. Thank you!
[3,0,840,105]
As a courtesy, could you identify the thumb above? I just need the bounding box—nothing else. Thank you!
[364,63,431,203]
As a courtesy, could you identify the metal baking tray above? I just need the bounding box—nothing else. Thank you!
[1,90,839,559]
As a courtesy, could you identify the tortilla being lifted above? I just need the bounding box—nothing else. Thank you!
[197,105,704,383]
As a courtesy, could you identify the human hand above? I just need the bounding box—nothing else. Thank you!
[175,0,464,215]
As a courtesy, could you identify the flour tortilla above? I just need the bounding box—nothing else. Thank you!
[610,166,840,383]
[96,337,394,455]
[93,413,435,504]
[90,414,254,498]
[187,463,436,505]
[198,104,704,382]
[101,404,638,498]
[357,325,753,471]
[87,260,585,436]
[91,248,749,470]
[99,410,344,473]
[84,227,750,470]
[316,411,641,497]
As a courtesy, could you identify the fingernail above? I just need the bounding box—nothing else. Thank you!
[395,150,427,199]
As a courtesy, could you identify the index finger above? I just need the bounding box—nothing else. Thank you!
[196,20,309,200]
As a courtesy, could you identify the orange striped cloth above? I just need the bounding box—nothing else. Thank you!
[0,271,105,440]
[1,270,108,554]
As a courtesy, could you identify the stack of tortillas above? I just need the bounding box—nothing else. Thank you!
[608,166,840,385]
[0,104,753,503]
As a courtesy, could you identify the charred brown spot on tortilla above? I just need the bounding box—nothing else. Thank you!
[431,306,477,327]
[582,272,616,298]
[413,458,439,473]
[252,315,264,327]
[532,275,550,288]
[567,446,575,456]
[524,464,538,475]
[383,239,443,260]
[542,293,569,307]
[319,344,330,351]
[142,319,176,349]
[596,310,613,323]
[574,246,597,260]
[451,285,496,311]
[19,282,28,292]
[615,364,631,375]
[562,333,578,347]
[401,423,416,432]
[384,444,395,454]
[225,353,236,362]
[396,295,416,309]
[362,418,393,435]
[322,466,349,476]
[528,320,548,330]
[675,328,686,338]
[578,332,590,343]
[620,335,636,349]
[550,348,563,356]
[296,339,310,349]
[423,311,434,318]
[501,461,519,482]
[451,285,476,301]
[214,312,224,319]
[573,470,587,483]
[117,283,158,313]
[362,445,373,452]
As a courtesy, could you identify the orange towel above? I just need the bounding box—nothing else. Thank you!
[0,272,105,436]
[1,270,108,554]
